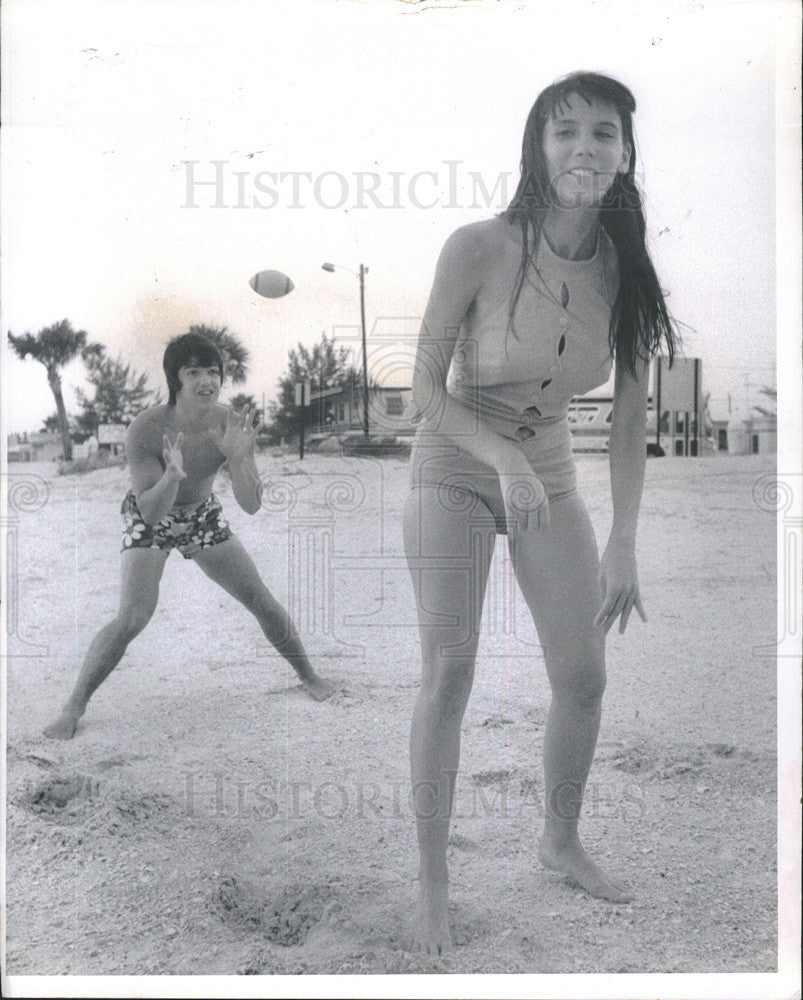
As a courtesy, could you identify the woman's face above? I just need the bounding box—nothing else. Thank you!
[541,92,631,209]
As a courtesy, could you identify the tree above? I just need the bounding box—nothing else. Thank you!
[8,319,91,461]
[188,324,249,386]
[75,344,162,436]
[41,413,66,435]
[752,386,777,423]
[268,331,363,442]
[228,393,258,413]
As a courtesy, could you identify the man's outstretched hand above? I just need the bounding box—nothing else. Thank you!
[210,407,262,461]
[162,432,187,479]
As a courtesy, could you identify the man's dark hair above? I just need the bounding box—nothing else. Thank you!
[163,333,224,405]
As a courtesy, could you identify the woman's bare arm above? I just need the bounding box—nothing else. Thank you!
[412,223,549,531]
[595,355,650,632]
[608,355,650,546]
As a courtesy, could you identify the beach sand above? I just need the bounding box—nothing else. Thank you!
[6,451,777,974]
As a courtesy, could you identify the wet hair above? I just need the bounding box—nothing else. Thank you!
[503,70,678,375]
[163,333,224,405]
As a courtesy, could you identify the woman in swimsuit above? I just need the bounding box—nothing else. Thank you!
[403,71,678,953]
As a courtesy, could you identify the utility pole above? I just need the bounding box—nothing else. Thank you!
[359,264,369,437]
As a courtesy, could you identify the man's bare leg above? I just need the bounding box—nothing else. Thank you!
[43,549,168,740]
[192,536,334,700]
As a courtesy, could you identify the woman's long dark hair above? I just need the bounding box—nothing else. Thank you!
[503,71,678,375]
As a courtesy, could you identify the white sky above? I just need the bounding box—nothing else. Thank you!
[1,0,796,433]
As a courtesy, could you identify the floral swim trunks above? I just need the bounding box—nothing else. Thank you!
[121,489,232,559]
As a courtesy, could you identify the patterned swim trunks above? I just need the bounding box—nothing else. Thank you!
[121,489,232,559]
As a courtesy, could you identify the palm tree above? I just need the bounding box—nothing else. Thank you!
[8,319,91,461]
[188,324,249,386]
[752,386,777,424]
[228,392,258,412]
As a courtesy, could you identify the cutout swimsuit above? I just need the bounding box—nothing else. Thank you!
[409,230,619,533]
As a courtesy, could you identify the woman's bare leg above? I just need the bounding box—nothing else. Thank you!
[43,548,168,739]
[508,490,632,902]
[403,486,497,953]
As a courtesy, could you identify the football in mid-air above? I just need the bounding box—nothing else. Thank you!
[249,270,294,298]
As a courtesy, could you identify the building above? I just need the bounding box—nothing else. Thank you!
[567,397,614,453]
[728,415,777,456]
[300,377,776,458]
[6,431,63,462]
[705,397,777,456]
[303,386,661,453]
[304,384,417,444]
[567,397,677,454]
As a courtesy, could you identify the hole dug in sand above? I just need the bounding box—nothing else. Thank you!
[264,883,340,946]
[19,769,174,835]
[22,772,101,825]
[210,874,341,947]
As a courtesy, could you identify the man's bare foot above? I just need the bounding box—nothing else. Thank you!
[301,674,335,702]
[409,881,452,955]
[539,835,633,903]
[42,710,82,741]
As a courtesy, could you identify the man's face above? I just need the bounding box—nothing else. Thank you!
[176,358,221,405]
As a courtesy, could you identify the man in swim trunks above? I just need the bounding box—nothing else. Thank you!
[43,333,333,740]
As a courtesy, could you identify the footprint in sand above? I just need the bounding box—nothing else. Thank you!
[93,754,146,772]
[448,833,480,852]
[603,738,758,781]
[300,922,376,964]
[472,768,512,786]
[15,750,60,771]
[480,714,512,729]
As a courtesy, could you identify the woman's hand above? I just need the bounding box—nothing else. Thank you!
[162,432,186,480]
[210,407,262,462]
[498,459,550,536]
[595,539,646,634]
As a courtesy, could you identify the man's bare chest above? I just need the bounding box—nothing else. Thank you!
[156,419,226,483]
[177,433,226,481]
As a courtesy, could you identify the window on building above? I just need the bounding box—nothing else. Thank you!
[718,428,728,451]
[385,394,404,416]
[567,406,599,425]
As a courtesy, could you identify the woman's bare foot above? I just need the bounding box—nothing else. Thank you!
[42,709,82,741]
[301,674,336,701]
[538,834,633,903]
[409,880,452,955]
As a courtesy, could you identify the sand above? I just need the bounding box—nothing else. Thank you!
[5,451,778,975]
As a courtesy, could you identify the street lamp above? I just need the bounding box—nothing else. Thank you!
[322,261,370,437]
